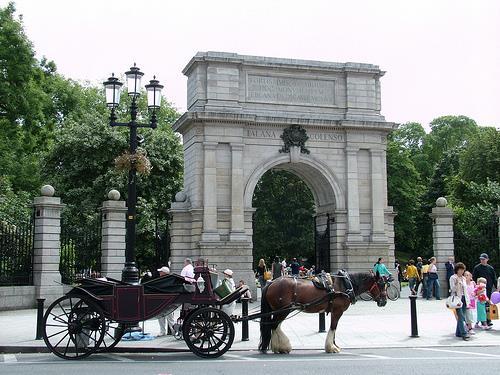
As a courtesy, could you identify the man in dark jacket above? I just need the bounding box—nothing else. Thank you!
[472,253,497,326]
[290,258,300,277]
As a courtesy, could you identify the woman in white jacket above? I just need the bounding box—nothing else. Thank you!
[449,262,470,341]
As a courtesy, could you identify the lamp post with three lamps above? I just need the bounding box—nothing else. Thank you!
[103,64,163,284]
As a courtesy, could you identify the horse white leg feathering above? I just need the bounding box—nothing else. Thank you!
[270,323,292,354]
[325,329,340,353]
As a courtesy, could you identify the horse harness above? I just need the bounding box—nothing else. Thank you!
[333,269,356,304]
[290,270,357,312]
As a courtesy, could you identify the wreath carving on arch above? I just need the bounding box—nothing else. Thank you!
[279,125,310,154]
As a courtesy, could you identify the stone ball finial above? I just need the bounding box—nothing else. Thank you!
[108,189,121,201]
[436,197,448,207]
[175,191,187,202]
[40,185,55,197]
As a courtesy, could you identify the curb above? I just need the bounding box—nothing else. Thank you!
[2,343,500,355]
[0,346,189,354]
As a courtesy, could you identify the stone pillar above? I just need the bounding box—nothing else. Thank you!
[370,149,386,242]
[100,190,127,280]
[230,143,246,241]
[345,147,362,242]
[32,185,64,305]
[430,197,454,297]
[201,141,220,241]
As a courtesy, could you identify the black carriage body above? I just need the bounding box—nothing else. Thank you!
[43,262,246,359]
[67,265,220,323]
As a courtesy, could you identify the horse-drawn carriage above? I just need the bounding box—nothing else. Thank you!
[42,259,248,359]
[42,259,388,359]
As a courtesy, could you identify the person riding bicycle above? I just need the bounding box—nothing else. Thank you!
[373,257,393,281]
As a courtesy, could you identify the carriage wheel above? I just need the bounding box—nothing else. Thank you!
[43,295,105,360]
[358,292,373,301]
[96,319,123,352]
[182,307,235,358]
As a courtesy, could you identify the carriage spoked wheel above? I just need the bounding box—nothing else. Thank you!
[182,307,235,358]
[43,295,106,359]
[96,319,124,352]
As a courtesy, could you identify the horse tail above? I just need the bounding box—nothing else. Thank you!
[258,283,278,352]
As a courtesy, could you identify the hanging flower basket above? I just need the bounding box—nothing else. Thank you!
[114,148,152,175]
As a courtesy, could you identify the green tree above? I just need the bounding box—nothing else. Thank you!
[0,3,86,194]
[41,86,183,268]
[386,136,425,254]
[423,115,478,170]
[252,170,315,266]
[455,127,500,198]
[0,177,32,224]
[391,122,431,181]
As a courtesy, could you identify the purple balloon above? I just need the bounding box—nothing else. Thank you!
[490,291,500,305]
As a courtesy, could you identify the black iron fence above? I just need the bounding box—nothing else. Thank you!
[60,215,102,284]
[135,215,170,273]
[454,214,499,272]
[0,216,34,286]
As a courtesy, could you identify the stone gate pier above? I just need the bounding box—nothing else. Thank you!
[169,52,396,296]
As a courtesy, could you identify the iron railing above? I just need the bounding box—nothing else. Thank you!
[454,214,499,272]
[60,215,102,284]
[0,215,34,286]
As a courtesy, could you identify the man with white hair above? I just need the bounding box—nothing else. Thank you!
[156,266,176,337]
[181,258,195,281]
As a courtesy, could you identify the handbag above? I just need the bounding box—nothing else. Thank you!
[264,271,272,281]
[489,304,499,320]
[446,294,463,309]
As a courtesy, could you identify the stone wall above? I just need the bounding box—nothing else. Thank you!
[0,286,36,310]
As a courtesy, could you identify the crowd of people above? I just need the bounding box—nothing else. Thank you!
[255,256,317,288]
[392,252,498,341]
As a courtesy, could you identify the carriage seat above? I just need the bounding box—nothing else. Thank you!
[312,272,334,292]
[143,273,195,294]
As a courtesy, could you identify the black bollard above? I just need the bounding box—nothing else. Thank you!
[409,295,419,337]
[241,297,249,341]
[36,298,45,340]
[318,312,326,333]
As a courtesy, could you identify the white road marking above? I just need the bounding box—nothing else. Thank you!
[224,353,253,361]
[342,351,390,359]
[415,348,500,358]
[3,354,17,363]
[101,353,135,362]
[4,356,500,365]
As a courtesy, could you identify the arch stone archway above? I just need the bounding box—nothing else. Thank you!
[169,52,397,296]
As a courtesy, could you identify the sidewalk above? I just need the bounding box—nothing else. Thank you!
[1,288,499,354]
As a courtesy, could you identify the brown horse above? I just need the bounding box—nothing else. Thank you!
[258,271,387,354]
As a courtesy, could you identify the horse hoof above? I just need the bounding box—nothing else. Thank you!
[259,349,268,354]
[325,346,341,353]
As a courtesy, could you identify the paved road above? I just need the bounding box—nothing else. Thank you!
[3,347,500,375]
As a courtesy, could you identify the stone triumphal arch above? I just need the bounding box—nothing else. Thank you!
[169,52,396,294]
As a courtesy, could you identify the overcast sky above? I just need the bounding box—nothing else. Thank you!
[4,0,500,130]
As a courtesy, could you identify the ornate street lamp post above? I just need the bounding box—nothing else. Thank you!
[103,64,163,284]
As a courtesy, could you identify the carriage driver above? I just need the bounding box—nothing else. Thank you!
[181,258,195,282]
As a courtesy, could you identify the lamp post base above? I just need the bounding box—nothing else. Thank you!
[121,262,140,284]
